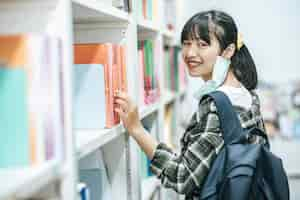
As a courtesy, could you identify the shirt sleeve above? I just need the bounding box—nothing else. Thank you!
[150,97,224,195]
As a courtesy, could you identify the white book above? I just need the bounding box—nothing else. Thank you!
[28,35,48,164]
[43,37,64,162]
[73,64,106,129]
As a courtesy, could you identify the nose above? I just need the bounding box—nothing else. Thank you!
[184,43,199,59]
[186,45,196,57]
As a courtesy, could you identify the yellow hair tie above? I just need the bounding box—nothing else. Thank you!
[237,33,244,50]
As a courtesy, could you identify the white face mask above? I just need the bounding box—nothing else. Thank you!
[193,56,231,100]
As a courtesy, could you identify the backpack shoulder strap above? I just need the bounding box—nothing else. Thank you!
[201,91,244,145]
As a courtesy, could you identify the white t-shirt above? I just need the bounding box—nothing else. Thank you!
[217,85,252,110]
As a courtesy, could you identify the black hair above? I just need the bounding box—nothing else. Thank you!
[181,10,258,90]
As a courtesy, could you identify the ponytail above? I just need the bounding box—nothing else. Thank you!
[231,44,258,90]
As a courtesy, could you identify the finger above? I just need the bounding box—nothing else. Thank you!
[115,99,129,112]
[114,91,129,101]
[114,107,127,119]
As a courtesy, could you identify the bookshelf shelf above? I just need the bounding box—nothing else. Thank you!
[0,161,60,200]
[162,29,175,40]
[163,90,177,105]
[76,102,163,160]
[72,0,130,23]
[141,177,160,200]
[76,125,126,159]
[137,18,159,34]
[140,102,160,119]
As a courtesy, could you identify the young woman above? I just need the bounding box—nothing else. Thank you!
[114,10,265,199]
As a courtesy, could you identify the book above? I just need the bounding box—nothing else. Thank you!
[138,47,145,107]
[43,38,64,161]
[74,43,126,128]
[138,40,160,105]
[120,46,128,93]
[0,34,62,168]
[164,46,186,92]
[73,63,106,129]
[78,183,90,200]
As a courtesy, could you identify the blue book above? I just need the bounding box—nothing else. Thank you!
[78,182,90,200]
[73,64,106,129]
[79,169,103,200]
[0,68,29,168]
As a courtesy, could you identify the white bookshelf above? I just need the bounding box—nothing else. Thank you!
[0,160,60,200]
[0,0,187,200]
[76,125,126,159]
[72,0,130,23]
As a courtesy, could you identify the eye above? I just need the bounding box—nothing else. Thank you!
[183,41,192,46]
[197,41,208,48]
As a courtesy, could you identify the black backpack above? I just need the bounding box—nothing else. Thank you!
[199,91,290,200]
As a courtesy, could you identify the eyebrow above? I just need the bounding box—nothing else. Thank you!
[183,37,205,42]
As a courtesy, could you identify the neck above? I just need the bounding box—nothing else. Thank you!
[221,69,242,88]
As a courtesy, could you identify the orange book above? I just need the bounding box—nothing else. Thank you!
[120,45,128,93]
[112,45,121,124]
[143,0,147,19]
[74,43,117,128]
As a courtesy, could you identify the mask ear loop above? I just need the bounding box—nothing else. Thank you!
[193,56,231,100]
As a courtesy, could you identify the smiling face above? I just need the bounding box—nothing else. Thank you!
[182,33,221,81]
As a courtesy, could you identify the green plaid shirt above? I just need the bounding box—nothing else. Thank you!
[150,91,265,199]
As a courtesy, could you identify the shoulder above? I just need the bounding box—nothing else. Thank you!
[196,96,219,131]
[198,95,217,117]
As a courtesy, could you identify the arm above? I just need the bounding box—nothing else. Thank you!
[115,92,224,194]
[114,91,158,159]
[150,107,224,194]
[130,125,158,159]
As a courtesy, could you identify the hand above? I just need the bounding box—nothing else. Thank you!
[114,91,143,135]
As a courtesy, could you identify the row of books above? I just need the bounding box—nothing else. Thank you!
[73,43,127,129]
[164,46,187,92]
[0,35,64,168]
[138,40,160,106]
[136,0,177,31]
[137,0,158,21]
[102,0,132,12]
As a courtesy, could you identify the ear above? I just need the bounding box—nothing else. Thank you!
[221,43,236,59]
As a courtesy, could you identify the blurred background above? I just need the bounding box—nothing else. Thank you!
[176,0,300,199]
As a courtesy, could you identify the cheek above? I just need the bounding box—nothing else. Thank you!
[181,52,188,64]
[203,50,219,65]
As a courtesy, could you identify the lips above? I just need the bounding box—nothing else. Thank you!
[187,60,202,68]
